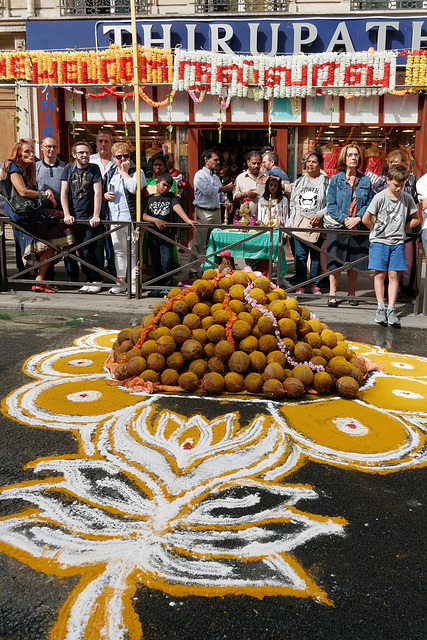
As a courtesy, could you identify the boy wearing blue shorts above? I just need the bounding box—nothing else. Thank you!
[362,165,419,328]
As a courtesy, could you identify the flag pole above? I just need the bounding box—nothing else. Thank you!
[130,0,142,295]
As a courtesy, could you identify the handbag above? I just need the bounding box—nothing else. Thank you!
[0,168,42,215]
[293,214,322,242]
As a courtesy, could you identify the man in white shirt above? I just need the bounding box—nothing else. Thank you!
[233,151,264,218]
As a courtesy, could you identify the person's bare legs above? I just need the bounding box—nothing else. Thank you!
[387,270,399,307]
[347,269,358,297]
[36,247,56,282]
[374,270,386,304]
[328,272,340,300]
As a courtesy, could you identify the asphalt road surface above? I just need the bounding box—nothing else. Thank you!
[0,311,426,640]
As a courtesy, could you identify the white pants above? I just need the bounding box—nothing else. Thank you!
[110,223,136,279]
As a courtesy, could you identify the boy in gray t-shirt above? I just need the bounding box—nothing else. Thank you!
[362,164,419,328]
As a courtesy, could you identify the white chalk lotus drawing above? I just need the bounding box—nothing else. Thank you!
[1,330,427,640]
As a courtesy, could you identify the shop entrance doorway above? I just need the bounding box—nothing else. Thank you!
[200,128,270,184]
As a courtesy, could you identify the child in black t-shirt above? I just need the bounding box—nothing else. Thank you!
[143,173,195,297]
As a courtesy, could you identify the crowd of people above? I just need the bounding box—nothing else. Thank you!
[1,131,426,327]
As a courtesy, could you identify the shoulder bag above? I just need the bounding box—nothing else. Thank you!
[0,166,42,215]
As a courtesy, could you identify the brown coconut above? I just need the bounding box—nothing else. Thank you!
[263,379,286,398]
[167,352,185,371]
[283,377,305,398]
[202,372,225,394]
[181,339,203,361]
[336,376,359,398]
[156,335,176,356]
[147,353,166,372]
[224,372,245,393]
[245,372,264,394]
[178,371,199,392]
[170,324,191,344]
[215,340,235,360]
[228,351,250,374]
[189,359,209,378]
[160,369,180,386]
[127,356,147,377]
[206,324,227,343]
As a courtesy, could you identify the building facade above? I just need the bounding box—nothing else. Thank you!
[0,1,427,195]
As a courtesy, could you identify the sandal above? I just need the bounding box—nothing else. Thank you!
[328,298,338,307]
[32,284,44,292]
[32,284,57,293]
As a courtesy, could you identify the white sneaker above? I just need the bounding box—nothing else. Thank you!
[87,283,102,294]
[109,285,126,295]
[78,285,91,294]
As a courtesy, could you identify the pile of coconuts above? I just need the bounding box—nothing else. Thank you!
[110,269,367,399]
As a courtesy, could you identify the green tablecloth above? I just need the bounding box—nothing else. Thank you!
[204,229,288,275]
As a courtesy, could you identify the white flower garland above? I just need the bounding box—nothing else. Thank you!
[171,49,397,99]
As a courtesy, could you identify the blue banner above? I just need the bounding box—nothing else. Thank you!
[26,16,427,56]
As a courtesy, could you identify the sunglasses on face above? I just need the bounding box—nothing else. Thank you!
[115,154,130,159]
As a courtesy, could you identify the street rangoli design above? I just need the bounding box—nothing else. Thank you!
[1,328,427,640]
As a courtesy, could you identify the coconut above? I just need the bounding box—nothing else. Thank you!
[206,324,227,343]
[183,292,200,308]
[203,342,216,359]
[192,328,208,345]
[310,356,327,368]
[182,313,200,331]
[166,352,185,371]
[160,369,180,386]
[250,287,268,305]
[117,328,132,344]
[253,276,271,293]
[283,377,305,397]
[129,326,143,345]
[139,369,159,383]
[154,326,171,340]
[126,356,146,377]
[142,314,154,328]
[228,351,250,374]
[312,371,334,394]
[201,316,215,330]
[336,376,359,398]
[213,309,232,326]
[231,270,250,286]
[332,342,348,358]
[147,353,166,372]
[278,318,297,338]
[171,299,189,316]
[178,371,199,392]
[213,288,226,303]
[228,299,245,314]
[267,350,286,366]
[115,362,130,381]
[218,275,232,291]
[320,345,335,361]
[192,302,211,318]
[160,311,181,329]
[156,335,176,356]
[237,312,254,328]
[288,309,301,322]
[251,307,263,321]
[181,339,203,360]
[245,372,264,394]
[274,288,287,300]
[249,350,267,372]
[263,362,285,382]
[202,371,225,394]
[239,335,259,353]
[202,268,218,280]
[298,306,311,321]
[285,298,299,311]
[232,320,252,340]
[229,284,245,301]
[294,341,313,362]
[215,340,235,360]
[267,291,280,303]
[263,379,286,398]
[304,332,322,349]
[210,303,224,316]
[328,356,352,378]
[189,359,209,378]
[321,329,338,349]
[196,280,215,299]
[296,319,311,337]
[256,316,275,335]
[208,357,226,374]
[119,340,133,354]
[168,287,182,299]
[171,324,191,344]
[140,340,157,358]
[281,337,295,352]
[126,348,142,362]
[293,364,314,387]
[268,300,288,320]
[146,330,156,341]
[258,334,277,354]
[308,318,323,334]
[224,372,245,393]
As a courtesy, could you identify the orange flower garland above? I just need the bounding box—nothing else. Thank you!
[223,293,237,351]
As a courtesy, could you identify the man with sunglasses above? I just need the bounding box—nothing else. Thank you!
[61,140,103,293]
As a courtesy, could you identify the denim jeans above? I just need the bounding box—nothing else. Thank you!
[422,228,427,258]
[65,223,103,283]
[150,234,175,288]
[294,236,324,286]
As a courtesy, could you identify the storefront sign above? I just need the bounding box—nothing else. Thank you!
[26,16,427,56]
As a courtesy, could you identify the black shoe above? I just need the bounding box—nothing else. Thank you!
[328,298,338,307]
[147,290,160,298]
[347,296,359,306]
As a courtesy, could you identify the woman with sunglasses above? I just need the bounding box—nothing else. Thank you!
[104,142,146,294]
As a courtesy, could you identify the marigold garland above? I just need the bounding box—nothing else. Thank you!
[403,50,427,88]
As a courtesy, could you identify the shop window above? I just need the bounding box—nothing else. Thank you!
[60,0,148,16]
[350,0,427,8]
[194,0,288,12]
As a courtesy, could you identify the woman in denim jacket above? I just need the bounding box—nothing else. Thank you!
[326,144,373,307]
